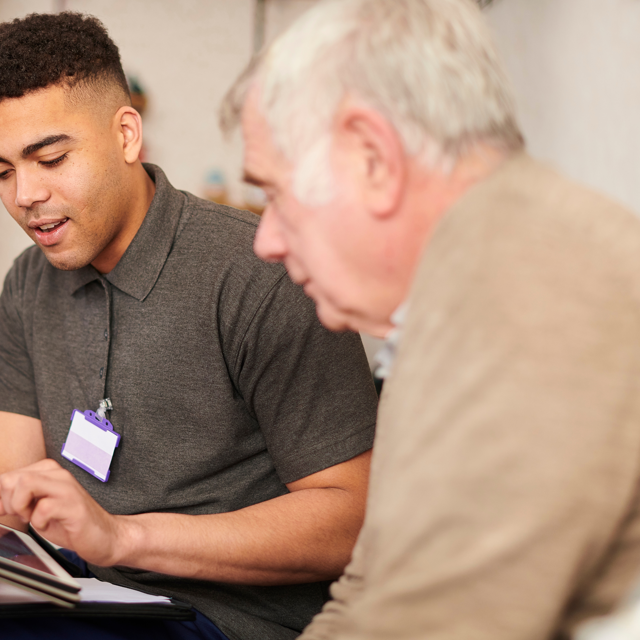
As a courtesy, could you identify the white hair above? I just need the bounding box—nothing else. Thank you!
[221,0,523,205]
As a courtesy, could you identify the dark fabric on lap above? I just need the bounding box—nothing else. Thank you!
[59,547,95,577]
[1,613,229,640]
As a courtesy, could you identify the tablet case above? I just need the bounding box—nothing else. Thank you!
[0,526,196,621]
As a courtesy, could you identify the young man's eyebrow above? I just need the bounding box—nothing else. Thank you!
[22,134,73,158]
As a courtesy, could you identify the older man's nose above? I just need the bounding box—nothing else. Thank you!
[254,205,288,264]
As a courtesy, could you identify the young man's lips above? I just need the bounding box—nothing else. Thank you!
[32,218,69,247]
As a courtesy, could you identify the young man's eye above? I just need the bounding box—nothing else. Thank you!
[40,153,68,167]
[0,168,12,180]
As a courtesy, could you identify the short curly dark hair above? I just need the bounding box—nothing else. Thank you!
[0,12,130,104]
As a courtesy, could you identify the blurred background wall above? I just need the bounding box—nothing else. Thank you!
[486,0,640,219]
[0,0,638,358]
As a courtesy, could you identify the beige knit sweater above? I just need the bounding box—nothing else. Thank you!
[301,152,640,640]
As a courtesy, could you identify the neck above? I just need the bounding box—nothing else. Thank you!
[418,143,513,225]
[91,162,156,274]
[378,144,514,327]
[405,142,514,249]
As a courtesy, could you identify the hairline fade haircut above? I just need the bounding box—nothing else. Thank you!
[0,12,131,110]
[221,0,524,204]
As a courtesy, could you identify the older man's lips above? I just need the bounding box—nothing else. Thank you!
[31,218,69,247]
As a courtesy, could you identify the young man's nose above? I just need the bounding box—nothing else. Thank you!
[15,170,50,209]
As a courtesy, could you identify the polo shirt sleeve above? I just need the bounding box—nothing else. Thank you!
[233,272,378,484]
[0,259,39,419]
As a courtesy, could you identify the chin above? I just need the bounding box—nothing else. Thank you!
[317,300,394,336]
[314,303,357,333]
[42,250,92,272]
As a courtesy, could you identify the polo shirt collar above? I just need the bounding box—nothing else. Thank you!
[66,164,185,301]
[64,264,102,295]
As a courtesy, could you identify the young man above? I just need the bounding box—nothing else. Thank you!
[0,12,378,640]
[222,0,640,638]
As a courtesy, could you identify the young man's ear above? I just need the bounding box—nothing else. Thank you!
[334,99,406,218]
[115,106,143,164]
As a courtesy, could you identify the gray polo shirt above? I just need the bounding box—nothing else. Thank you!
[0,164,378,640]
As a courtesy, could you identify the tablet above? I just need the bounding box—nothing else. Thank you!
[0,525,80,597]
[0,574,77,608]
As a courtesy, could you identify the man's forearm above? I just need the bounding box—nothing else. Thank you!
[0,452,371,584]
[111,483,364,584]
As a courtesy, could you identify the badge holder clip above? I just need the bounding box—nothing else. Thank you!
[61,399,121,482]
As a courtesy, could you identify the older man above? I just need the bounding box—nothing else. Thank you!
[221,0,640,638]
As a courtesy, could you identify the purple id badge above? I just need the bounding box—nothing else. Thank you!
[61,409,121,482]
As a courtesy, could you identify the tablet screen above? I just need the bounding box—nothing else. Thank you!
[0,529,54,576]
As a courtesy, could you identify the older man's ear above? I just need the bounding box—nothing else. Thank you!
[334,98,407,220]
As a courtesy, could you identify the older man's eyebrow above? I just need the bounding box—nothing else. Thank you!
[22,134,73,158]
[242,170,268,188]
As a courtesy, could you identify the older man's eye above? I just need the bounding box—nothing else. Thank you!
[243,184,268,211]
